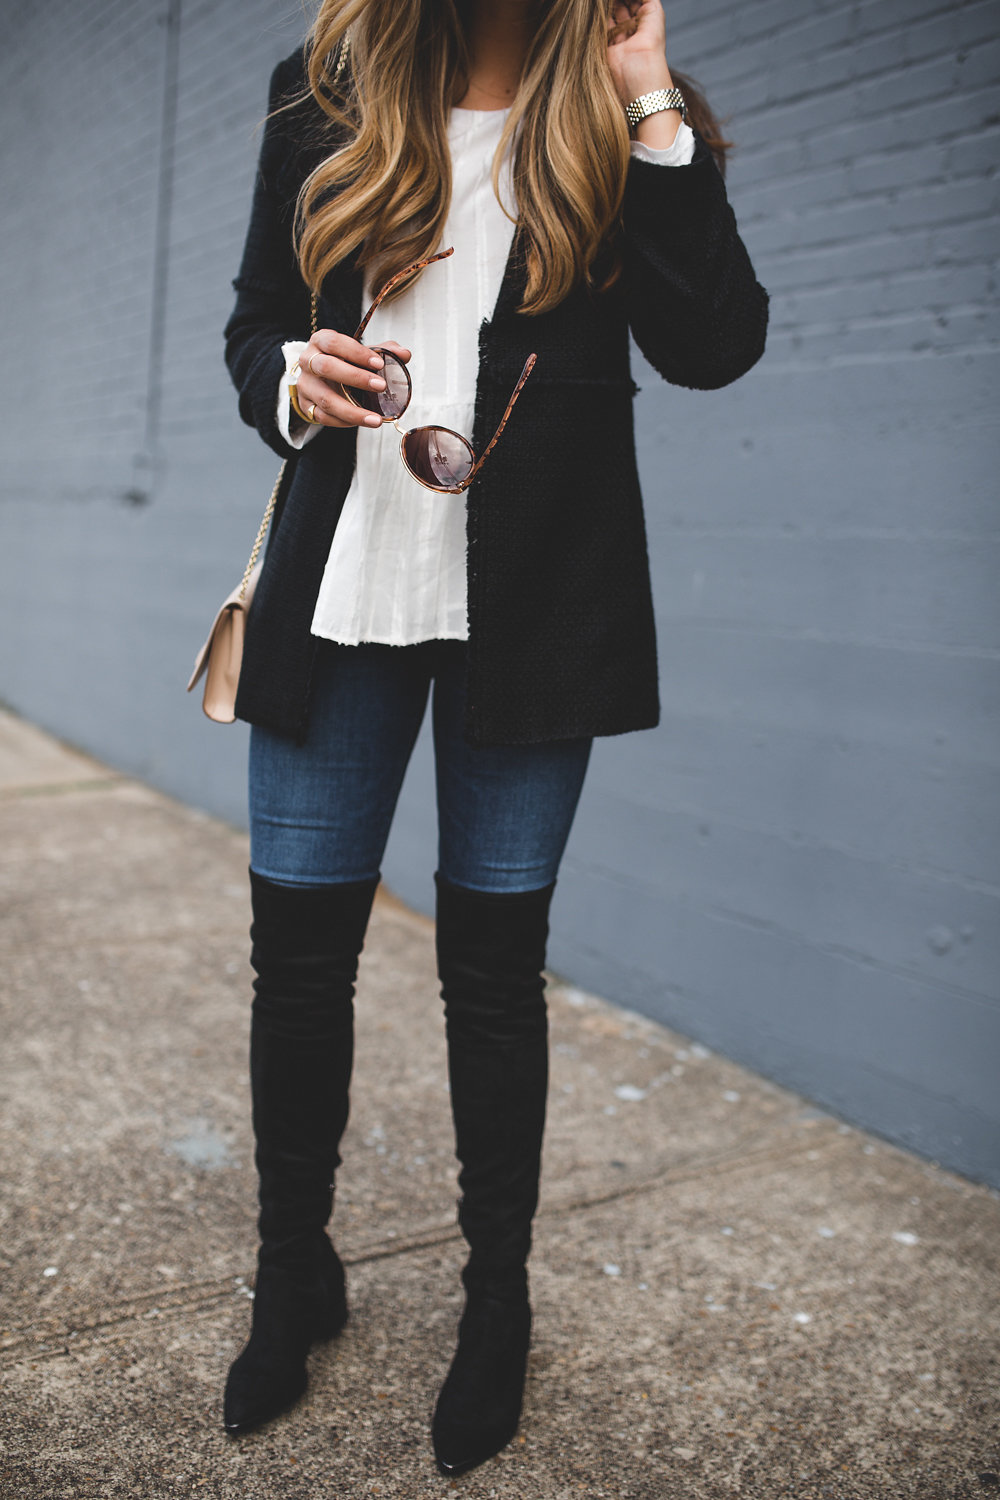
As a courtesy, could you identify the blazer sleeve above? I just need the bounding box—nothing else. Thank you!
[223,53,318,459]
[622,134,769,391]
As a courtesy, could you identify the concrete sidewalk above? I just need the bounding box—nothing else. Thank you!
[0,708,997,1500]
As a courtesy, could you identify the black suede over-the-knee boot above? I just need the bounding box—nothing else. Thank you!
[223,869,378,1436]
[431,874,555,1477]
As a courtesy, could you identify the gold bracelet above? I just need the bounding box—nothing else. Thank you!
[288,382,318,425]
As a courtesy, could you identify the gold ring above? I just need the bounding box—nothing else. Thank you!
[308,353,318,375]
[306,401,318,422]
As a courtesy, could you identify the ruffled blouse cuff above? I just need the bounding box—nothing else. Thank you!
[628,118,696,168]
[277,339,320,449]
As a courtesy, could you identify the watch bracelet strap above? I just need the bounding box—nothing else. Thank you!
[625,87,688,128]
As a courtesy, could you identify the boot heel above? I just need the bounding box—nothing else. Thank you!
[315,1233,348,1339]
[314,1291,348,1341]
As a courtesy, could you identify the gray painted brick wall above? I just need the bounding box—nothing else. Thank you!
[1,1,997,1185]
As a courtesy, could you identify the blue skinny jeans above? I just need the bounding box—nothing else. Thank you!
[248,640,592,894]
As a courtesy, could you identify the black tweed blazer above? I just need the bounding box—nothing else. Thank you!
[226,50,769,746]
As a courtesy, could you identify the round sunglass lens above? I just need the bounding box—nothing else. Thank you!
[352,350,411,419]
[402,427,474,488]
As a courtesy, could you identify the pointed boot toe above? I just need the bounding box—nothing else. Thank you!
[224,1337,308,1435]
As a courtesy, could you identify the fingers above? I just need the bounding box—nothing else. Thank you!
[292,329,413,429]
[379,340,413,364]
[309,328,412,371]
[312,326,386,372]
[293,367,382,428]
[293,331,382,428]
[608,1,639,40]
[306,333,389,389]
[608,0,663,46]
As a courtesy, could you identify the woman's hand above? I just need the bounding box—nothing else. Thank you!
[292,331,412,429]
[607,0,673,105]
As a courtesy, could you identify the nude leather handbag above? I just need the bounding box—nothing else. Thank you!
[186,464,286,723]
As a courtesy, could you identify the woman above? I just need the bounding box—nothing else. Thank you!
[221,0,767,1475]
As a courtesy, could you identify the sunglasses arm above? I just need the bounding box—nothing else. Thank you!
[461,354,537,490]
[353,247,455,342]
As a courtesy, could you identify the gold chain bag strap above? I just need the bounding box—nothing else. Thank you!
[187,292,319,722]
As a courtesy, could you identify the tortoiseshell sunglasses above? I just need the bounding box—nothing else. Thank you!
[344,247,536,494]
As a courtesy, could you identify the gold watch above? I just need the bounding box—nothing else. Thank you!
[624,88,687,130]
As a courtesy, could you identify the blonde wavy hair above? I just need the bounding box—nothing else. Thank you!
[293,0,729,315]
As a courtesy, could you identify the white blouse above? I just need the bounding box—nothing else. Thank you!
[275,112,695,647]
